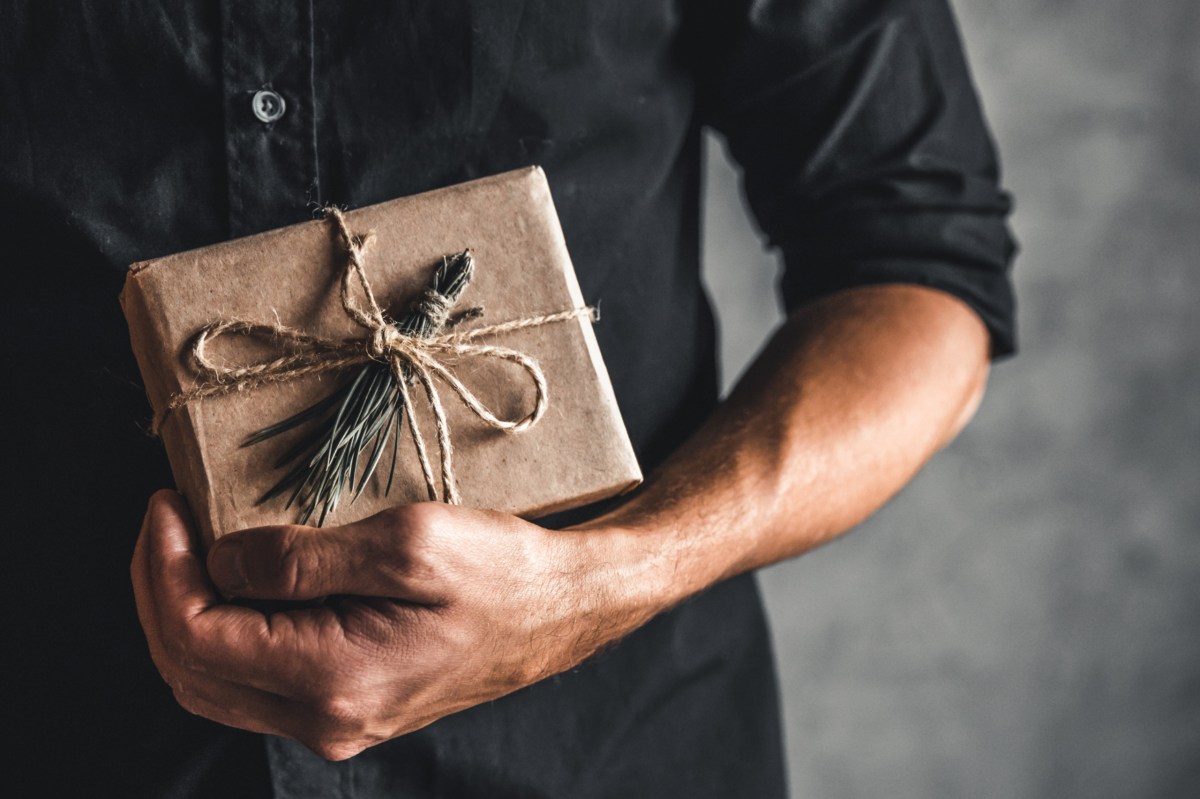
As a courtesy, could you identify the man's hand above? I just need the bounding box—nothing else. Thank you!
[131,490,655,760]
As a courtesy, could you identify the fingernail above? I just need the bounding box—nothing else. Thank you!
[209,540,248,591]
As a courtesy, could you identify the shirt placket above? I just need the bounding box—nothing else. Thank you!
[221,0,320,238]
[220,4,348,795]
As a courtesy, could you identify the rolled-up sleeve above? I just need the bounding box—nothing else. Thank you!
[694,0,1018,356]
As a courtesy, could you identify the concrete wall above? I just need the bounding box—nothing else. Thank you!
[700,1,1200,796]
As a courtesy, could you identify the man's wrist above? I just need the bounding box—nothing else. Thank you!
[565,513,738,641]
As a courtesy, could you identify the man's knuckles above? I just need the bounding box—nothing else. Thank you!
[374,501,444,533]
[298,694,388,761]
[303,736,371,763]
[274,530,330,597]
[312,692,370,731]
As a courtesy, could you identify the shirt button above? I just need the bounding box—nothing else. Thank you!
[251,89,286,123]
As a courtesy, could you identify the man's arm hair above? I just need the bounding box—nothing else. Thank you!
[573,281,991,615]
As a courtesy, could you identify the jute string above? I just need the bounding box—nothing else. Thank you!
[155,207,596,504]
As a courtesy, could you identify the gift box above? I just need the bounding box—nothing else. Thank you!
[121,167,641,543]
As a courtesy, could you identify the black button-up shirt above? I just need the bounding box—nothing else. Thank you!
[2,1,1014,796]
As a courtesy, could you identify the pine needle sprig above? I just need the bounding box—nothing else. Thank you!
[244,250,475,526]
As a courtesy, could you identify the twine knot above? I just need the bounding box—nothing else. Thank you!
[368,324,409,361]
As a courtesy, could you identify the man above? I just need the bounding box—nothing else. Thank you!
[3,0,1014,796]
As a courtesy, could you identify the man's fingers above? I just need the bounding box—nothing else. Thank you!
[168,669,304,738]
[139,570,391,762]
[205,511,427,601]
[136,490,329,695]
[166,667,380,761]
[134,490,217,681]
[132,494,172,680]
[173,673,386,762]
[132,488,425,748]
[144,489,222,620]
[184,602,347,695]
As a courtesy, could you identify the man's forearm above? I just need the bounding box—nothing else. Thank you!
[576,282,992,620]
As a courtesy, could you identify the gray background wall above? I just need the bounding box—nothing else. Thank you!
[699,1,1200,796]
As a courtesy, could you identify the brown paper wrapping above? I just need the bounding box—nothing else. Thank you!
[121,167,641,542]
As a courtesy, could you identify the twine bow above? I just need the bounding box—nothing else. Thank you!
[157,207,595,506]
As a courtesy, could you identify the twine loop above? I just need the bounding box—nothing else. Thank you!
[157,206,596,505]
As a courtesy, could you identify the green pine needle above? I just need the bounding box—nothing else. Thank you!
[244,251,474,525]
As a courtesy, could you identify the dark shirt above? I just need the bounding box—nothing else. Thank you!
[1,1,1014,796]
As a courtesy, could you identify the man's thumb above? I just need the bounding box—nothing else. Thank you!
[206,523,398,600]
